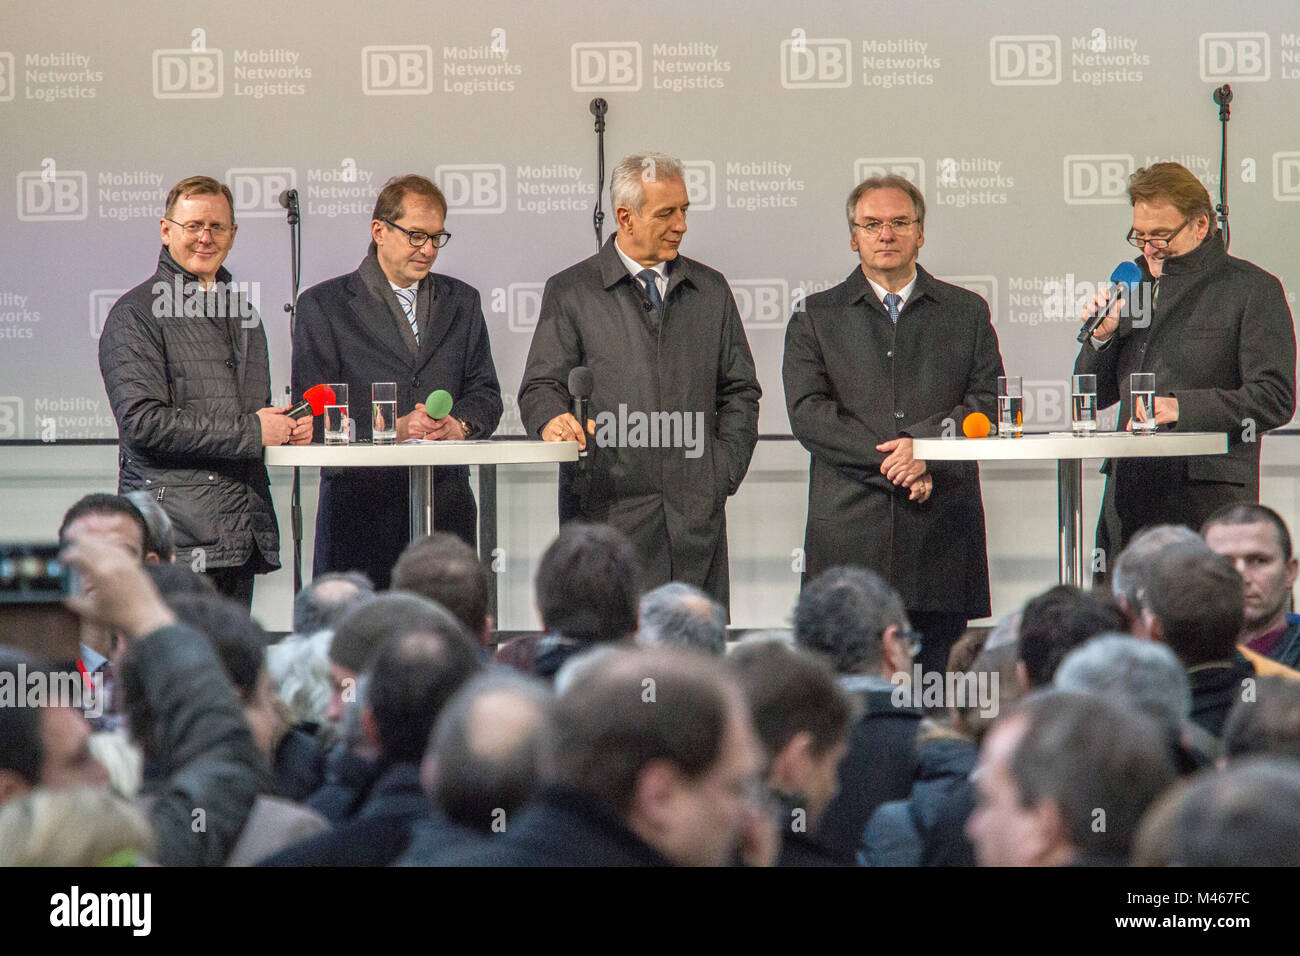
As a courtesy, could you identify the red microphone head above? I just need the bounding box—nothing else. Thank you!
[303,384,336,416]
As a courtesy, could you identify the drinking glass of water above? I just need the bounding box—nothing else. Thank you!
[372,382,397,445]
[324,383,350,445]
[998,375,1023,438]
[1072,374,1097,436]
[1130,372,1156,435]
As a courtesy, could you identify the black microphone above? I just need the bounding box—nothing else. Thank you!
[568,366,593,462]
[589,97,608,132]
[1213,84,1233,107]
[1077,261,1143,343]
[278,188,299,210]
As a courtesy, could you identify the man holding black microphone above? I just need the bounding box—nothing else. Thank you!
[1075,162,1295,561]
[292,174,502,589]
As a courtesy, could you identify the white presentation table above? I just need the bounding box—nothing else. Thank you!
[266,441,579,576]
[911,431,1227,586]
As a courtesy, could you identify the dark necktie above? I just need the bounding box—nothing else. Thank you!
[638,268,663,313]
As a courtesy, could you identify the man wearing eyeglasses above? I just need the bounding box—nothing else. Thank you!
[783,174,1004,678]
[99,175,311,607]
[292,174,502,589]
[1075,162,1295,560]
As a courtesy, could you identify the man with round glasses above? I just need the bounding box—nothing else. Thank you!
[293,174,502,588]
[99,175,311,606]
[1074,162,1295,560]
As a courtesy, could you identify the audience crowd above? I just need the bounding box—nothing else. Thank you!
[3,494,1300,866]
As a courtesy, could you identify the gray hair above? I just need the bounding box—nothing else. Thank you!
[1111,524,1207,611]
[846,173,927,231]
[1053,633,1191,741]
[293,572,375,637]
[266,630,336,737]
[637,582,727,656]
[610,152,685,214]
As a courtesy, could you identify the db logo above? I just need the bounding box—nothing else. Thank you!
[940,276,999,325]
[779,35,851,89]
[1024,380,1069,429]
[853,158,925,194]
[989,35,1061,85]
[153,48,223,99]
[570,42,642,92]
[1274,153,1300,202]
[435,164,507,214]
[682,160,715,212]
[1199,33,1270,82]
[506,283,545,333]
[730,280,790,330]
[226,168,296,218]
[0,53,13,103]
[1063,154,1134,205]
[16,168,88,221]
[361,45,433,95]
[89,290,126,339]
[0,398,24,440]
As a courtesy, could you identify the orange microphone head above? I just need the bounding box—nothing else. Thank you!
[962,411,992,439]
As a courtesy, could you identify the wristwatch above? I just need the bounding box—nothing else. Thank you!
[455,417,478,439]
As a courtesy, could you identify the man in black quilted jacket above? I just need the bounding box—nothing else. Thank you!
[99,176,311,606]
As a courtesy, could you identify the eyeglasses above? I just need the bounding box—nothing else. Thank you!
[381,218,452,249]
[165,218,233,240]
[853,218,920,237]
[1127,217,1192,250]
[899,630,923,657]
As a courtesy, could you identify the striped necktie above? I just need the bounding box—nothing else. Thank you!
[394,286,419,345]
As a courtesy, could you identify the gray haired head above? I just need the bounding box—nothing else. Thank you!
[637,582,727,656]
[610,152,685,214]
[1111,524,1207,611]
[1053,632,1191,741]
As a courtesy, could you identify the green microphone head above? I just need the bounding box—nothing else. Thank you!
[424,389,454,420]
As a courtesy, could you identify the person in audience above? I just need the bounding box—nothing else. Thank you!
[0,786,155,866]
[62,536,263,865]
[1203,503,1300,669]
[637,582,728,656]
[262,602,482,866]
[967,691,1174,866]
[392,532,494,646]
[444,648,764,866]
[124,489,177,563]
[166,593,326,803]
[292,572,376,639]
[399,672,557,865]
[1054,633,1214,773]
[1135,543,1254,737]
[1134,758,1300,866]
[792,566,922,864]
[1015,585,1126,691]
[1221,676,1300,761]
[726,641,853,866]
[496,523,642,679]
[861,630,991,867]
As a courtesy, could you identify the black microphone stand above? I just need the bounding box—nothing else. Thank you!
[1213,84,1232,251]
[590,98,608,252]
[281,191,304,593]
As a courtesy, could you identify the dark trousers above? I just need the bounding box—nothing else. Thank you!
[205,559,257,609]
[908,610,969,678]
[314,467,477,590]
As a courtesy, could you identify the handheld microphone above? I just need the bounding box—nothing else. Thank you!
[424,389,454,420]
[962,412,993,439]
[288,383,335,419]
[568,367,593,461]
[1076,261,1143,343]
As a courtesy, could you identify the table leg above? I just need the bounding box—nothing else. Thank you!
[409,465,435,539]
[1058,458,1083,586]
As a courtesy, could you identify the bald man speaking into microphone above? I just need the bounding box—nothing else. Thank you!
[292,174,502,588]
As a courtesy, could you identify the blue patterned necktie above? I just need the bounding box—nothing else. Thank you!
[638,268,663,312]
[884,292,902,325]
[394,286,419,345]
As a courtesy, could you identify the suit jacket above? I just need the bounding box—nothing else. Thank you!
[518,237,761,608]
[292,251,503,585]
[783,265,1003,616]
[1075,235,1295,545]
